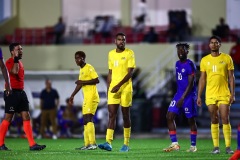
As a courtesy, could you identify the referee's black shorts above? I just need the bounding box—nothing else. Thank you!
[4,89,30,114]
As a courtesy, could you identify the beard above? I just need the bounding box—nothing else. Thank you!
[179,55,187,61]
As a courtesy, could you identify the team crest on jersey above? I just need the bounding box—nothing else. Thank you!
[207,62,210,65]
[181,68,185,72]
[121,57,126,60]
[219,61,225,64]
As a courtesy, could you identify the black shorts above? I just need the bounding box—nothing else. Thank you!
[4,89,29,114]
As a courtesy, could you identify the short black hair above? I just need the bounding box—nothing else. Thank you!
[115,32,125,38]
[9,42,20,52]
[209,35,221,43]
[176,42,190,50]
[75,51,86,59]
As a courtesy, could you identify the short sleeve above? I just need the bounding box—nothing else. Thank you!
[228,55,234,70]
[128,50,136,68]
[200,58,206,72]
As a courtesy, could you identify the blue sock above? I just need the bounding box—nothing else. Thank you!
[169,131,177,143]
[190,131,197,146]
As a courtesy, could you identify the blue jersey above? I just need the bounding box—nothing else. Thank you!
[175,59,197,95]
[168,59,198,118]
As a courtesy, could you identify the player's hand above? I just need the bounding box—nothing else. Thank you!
[111,85,120,93]
[229,95,235,104]
[176,98,184,108]
[5,86,12,96]
[197,97,202,107]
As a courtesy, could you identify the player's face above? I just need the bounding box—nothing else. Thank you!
[177,46,188,61]
[75,54,85,67]
[209,38,221,52]
[12,45,23,59]
[115,35,126,50]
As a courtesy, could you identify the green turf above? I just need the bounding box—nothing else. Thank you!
[0,138,236,160]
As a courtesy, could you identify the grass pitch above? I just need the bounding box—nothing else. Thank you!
[0,137,235,160]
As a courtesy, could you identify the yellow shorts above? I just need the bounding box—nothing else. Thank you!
[108,90,132,107]
[205,96,230,107]
[82,100,98,115]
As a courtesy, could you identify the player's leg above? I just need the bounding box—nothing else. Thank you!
[98,90,120,151]
[20,91,46,151]
[85,101,98,150]
[184,96,198,152]
[119,91,132,152]
[0,90,16,150]
[98,104,119,151]
[219,103,234,154]
[163,96,180,152]
[163,111,180,152]
[207,103,220,154]
[21,111,46,151]
[229,124,240,160]
[187,117,197,152]
[120,106,131,152]
[0,113,14,150]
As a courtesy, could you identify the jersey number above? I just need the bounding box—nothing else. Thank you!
[114,60,119,67]
[212,65,217,72]
[170,100,176,107]
[177,72,182,80]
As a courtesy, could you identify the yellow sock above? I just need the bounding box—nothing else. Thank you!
[87,122,96,144]
[124,127,131,146]
[106,129,114,144]
[84,125,89,146]
[211,123,219,147]
[223,123,231,147]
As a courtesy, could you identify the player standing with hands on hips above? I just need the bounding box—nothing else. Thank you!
[197,36,235,154]
[0,43,46,151]
[98,32,136,152]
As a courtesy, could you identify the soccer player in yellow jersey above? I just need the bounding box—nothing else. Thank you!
[197,36,235,154]
[98,32,136,152]
[70,51,100,150]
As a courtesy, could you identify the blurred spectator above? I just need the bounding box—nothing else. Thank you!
[58,98,78,138]
[54,17,66,44]
[143,27,158,43]
[167,10,191,42]
[212,17,230,39]
[133,0,147,33]
[167,22,179,42]
[100,16,114,38]
[230,38,240,71]
[38,79,59,139]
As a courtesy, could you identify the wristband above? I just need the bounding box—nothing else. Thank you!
[14,57,19,63]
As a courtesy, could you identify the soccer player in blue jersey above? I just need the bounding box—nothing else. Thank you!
[163,43,198,152]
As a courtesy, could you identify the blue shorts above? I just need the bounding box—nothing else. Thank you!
[168,93,197,118]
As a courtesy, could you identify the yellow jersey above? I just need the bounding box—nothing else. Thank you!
[108,48,136,91]
[79,63,100,102]
[200,53,234,98]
